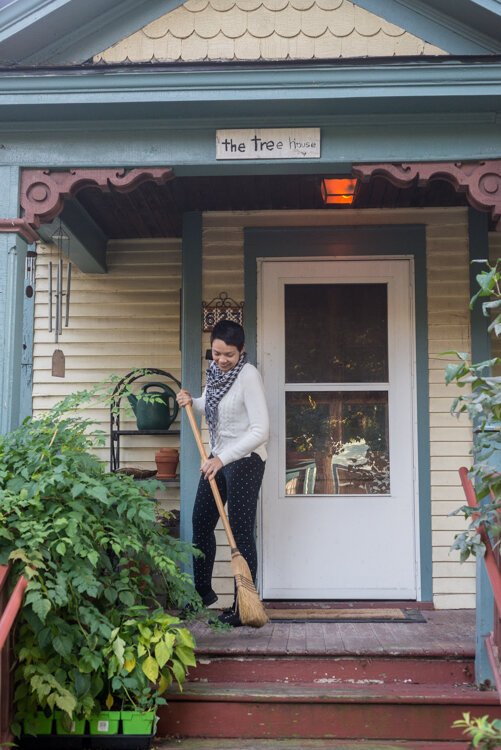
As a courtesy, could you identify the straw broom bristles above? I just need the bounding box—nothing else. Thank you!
[231,549,269,628]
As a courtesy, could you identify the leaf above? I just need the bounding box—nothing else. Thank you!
[142,655,159,683]
[175,645,197,668]
[124,656,136,673]
[154,641,172,669]
[32,598,51,622]
[53,635,73,659]
[106,692,114,710]
[54,693,77,715]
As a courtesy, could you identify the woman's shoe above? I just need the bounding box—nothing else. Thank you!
[218,605,242,627]
[180,590,218,618]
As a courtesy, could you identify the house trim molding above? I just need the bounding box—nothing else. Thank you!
[354,161,501,230]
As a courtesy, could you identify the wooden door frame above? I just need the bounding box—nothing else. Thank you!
[244,224,432,601]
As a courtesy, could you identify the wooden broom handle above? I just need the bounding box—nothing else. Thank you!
[184,402,237,549]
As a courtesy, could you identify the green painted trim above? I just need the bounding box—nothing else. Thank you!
[468,208,495,684]
[180,212,203,550]
[0,0,185,66]
[19,241,34,423]
[38,200,108,274]
[1,60,501,122]
[244,225,432,601]
[355,0,501,53]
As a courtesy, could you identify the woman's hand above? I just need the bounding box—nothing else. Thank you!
[201,456,223,481]
[176,389,193,408]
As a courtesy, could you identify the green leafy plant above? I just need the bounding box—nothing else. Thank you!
[0,385,197,735]
[444,258,501,561]
[104,609,196,712]
[453,712,501,749]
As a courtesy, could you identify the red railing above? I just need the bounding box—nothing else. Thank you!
[0,564,28,748]
[459,467,501,696]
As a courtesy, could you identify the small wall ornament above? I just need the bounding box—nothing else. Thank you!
[202,291,244,332]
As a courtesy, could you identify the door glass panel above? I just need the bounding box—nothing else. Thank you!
[285,284,388,383]
[285,391,390,496]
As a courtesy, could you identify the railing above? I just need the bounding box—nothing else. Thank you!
[0,564,28,748]
[459,467,501,696]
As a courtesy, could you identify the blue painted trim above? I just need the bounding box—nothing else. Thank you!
[244,225,432,601]
[38,201,108,274]
[19,241,35,424]
[2,0,501,64]
[0,0,186,66]
[354,0,501,53]
[468,208,495,684]
[1,61,501,124]
[180,212,203,554]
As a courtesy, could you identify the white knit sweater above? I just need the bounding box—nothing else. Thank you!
[192,362,269,466]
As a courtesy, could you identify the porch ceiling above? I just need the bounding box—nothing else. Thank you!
[74,173,469,239]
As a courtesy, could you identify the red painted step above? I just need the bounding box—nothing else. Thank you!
[155,741,470,750]
[188,655,474,686]
[157,681,501,742]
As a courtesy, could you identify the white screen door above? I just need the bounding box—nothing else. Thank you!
[259,258,419,599]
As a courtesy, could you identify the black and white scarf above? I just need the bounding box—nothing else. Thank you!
[205,353,247,445]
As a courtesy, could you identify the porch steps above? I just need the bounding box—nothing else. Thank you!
[154,741,470,750]
[157,680,500,743]
[157,644,500,744]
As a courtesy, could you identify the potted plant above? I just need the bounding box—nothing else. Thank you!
[0,384,198,743]
[103,609,196,738]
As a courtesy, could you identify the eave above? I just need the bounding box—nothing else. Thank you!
[0,58,501,125]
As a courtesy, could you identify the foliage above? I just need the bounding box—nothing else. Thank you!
[453,712,501,749]
[104,609,196,712]
[444,258,501,561]
[0,385,197,734]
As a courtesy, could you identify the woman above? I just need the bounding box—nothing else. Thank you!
[176,320,269,626]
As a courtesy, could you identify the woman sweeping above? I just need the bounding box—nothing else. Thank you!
[176,320,269,627]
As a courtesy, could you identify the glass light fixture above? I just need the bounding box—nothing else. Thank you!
[321,177,358,205]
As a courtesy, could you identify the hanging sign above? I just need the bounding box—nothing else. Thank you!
[216,128,320,160]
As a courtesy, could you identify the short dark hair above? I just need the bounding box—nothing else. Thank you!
[211,320,245,351]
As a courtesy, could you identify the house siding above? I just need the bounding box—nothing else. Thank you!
[94,0,445,64]
[32,238,182,519]
[202,207,474,609]
[32,209,475,608]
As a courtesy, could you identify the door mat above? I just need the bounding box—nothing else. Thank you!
[265,608,426,623]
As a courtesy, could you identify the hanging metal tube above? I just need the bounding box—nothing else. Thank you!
[65,262,72,327]
[48,261,53,333]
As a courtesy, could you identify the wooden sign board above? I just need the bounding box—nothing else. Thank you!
[216,128,320,160]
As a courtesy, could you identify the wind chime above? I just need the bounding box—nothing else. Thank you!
[48,221,72,378]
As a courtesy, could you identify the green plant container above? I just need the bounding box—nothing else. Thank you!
[89,711,121,735]
[23,712,54,735]
[120,710,156,735]
[54,710,86,735]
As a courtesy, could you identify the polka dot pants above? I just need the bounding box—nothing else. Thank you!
[192,452,265,601]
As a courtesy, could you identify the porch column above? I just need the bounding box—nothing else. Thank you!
[179,211,203,553]
[469,208,495,684]
[0,166,28,433]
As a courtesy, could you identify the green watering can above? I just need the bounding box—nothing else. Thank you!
[128,382,179,431]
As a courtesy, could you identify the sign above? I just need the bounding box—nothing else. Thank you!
[216,128,320,160]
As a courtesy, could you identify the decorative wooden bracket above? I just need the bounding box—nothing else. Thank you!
[353,161,501,230]
[0,167,174,243]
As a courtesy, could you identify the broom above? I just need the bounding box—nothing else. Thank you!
[184,402,269,628]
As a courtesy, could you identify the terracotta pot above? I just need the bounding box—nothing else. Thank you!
[155,448,179,478]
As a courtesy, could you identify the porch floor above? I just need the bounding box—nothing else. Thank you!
[186,609,475,657]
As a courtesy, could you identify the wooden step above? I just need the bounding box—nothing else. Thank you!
[189,654,474,685]
[155,740,470,750]
[155,743,470,750]
[157,681,501,742]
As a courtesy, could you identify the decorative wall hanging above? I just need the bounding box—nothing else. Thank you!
[48,221,72,378]
[202,292,244,332]
[24,249,36,298]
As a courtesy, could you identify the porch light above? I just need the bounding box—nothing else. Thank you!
[321,177,358,205]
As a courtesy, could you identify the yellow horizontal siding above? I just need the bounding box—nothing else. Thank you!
[202,207,473,608]
[33,238,182,516]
